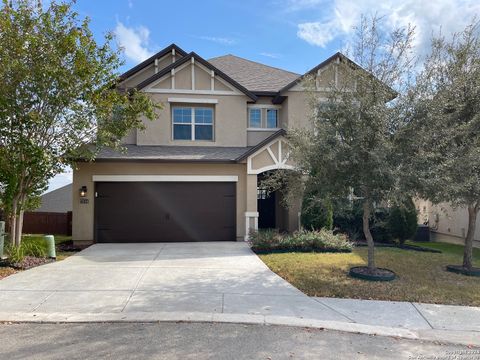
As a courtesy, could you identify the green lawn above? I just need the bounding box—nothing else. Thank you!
[259,241,480,306]
[21,234,75,260]
[406,240,480,257]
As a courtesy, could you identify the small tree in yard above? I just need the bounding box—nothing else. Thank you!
[401,21,480,274]
[0,0,159,246]
[287,15,415,277]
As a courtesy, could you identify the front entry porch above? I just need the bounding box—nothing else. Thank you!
[241,134,300,240]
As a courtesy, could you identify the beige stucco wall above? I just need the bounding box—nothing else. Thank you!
[72,162,249,242]
[136,92,249,147]
[416,199,480,243]
[247,130,276,146]
[283,90,312,130]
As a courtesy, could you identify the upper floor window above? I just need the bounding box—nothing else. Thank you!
[266,109,278,128]
[172,106,213,141]
[249,108,262,128]
[248,106,280,129]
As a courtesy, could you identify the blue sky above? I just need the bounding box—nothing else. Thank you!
[47,0,480,192]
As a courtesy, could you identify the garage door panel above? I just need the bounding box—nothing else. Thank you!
[95,182,236,242]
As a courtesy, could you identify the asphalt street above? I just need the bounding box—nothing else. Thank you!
[0,322,475,360]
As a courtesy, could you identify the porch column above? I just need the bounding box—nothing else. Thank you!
[244,173,258,241]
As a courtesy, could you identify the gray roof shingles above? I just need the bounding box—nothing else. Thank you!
[35,184,72,213]
[208,55,300,92]
[94,145,252,162]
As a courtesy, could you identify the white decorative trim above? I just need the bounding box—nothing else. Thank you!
[144,89,238,96]
[191,57,195,90]
[247,137,296,175]
[247,128,281,132]
[168,98,218,104]
[244,211,259,241]
[92,175,238,182]
[266,146,278,163]
[249,164,295,175]
[247,104,282,110]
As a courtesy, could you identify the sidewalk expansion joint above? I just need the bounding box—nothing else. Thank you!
[313,298,356,323]
[410,303,434,329]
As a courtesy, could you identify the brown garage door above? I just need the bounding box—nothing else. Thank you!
[94,182,236,242]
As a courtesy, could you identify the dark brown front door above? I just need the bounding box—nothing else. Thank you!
[95,182,236,242]
[258,191,276,229]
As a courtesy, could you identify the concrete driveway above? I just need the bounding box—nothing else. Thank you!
[0,242,348,320]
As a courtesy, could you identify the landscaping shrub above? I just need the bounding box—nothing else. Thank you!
[370,207,394,243]
[333,201,394,243]
[301,193,333,230]
[248,229,284,251]
[387,198,418,244]
[249,229,353,253]
[4,238,48,263]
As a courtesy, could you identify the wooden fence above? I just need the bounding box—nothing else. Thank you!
[1,211,72,236]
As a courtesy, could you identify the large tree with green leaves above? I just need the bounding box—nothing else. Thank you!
[400,21,480,272]
[285,15,415,273]
[0,0,159,246]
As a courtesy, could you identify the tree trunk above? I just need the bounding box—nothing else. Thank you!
[9,201,18,246]
[463,205,478,270]
[362,200,375,270]
[14,209,24,247]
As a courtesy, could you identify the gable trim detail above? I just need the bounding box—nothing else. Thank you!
[119,44,188,82]
[135,52,257,101]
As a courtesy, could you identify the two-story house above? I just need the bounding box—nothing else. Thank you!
[72,44,354,244]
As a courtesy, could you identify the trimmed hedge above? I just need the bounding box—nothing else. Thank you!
[249,229,353,253]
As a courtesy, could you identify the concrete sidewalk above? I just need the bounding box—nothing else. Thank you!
[0,242,478,346]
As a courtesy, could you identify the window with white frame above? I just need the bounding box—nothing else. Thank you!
[172,106,214,141]
[266,109,278,128]
[248,106,280,129]
[248,108,262,128]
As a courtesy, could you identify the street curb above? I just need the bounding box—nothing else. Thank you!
[0,311,478,347]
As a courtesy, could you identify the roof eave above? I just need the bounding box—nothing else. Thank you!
[235,129,286,162]
[118,44,188,82]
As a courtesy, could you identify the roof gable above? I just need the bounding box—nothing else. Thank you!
[119,44,188,82]
[279,52,396,98]
[136,52,258,100]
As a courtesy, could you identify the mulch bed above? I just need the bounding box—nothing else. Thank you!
[1,256,54,270]
[0,267,18,280]
[354,241,442,253]
[446,264,480,277]
[349,266,396,281]
[252,247,352,255]
[57,240,89,252]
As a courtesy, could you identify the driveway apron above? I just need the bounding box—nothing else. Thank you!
[0,242,349,321]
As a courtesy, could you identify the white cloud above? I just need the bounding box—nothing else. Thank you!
[260,52,282,59]
[114,21,154,63]
[197,36,236,45]
[293,0,480,57]
[127,0,133,8]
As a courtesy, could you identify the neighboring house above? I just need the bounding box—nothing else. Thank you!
[1,184,73,235]
[72,43,361,244]
[35,184,72,213]
[416,200,480,248]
